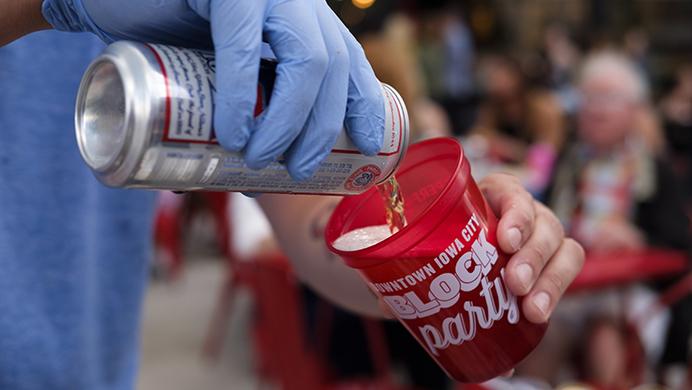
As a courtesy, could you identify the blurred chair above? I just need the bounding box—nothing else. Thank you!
[152,192,185,278]
[152,192,405,389]
[566,250,690,389]
[152,191,230,279]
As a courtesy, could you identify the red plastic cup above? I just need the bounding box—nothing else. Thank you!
[325,137,546,383]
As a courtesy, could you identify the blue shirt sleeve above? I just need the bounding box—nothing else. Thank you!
[0,31,155,390]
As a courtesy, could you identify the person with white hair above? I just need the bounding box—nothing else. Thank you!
[544,51,690,388]
[547,50,688,252]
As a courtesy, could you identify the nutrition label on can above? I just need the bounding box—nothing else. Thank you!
[207,156,365,193]
[148,44,216,143]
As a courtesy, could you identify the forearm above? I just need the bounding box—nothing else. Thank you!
[0,0,50,46]
[257,194,385,318]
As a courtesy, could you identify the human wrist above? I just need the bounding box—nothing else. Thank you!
[0,0,50,46]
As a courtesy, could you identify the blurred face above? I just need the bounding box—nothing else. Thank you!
[483,60,522,99]
[678,66,692,97]
[578,75,639,151]
[587,323,627,386]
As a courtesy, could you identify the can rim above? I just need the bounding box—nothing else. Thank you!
[376,83,410,185]
[75,53,131,173]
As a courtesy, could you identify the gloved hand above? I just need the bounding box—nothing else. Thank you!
[42,0,385,180]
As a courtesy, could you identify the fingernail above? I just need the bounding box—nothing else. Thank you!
[356,136,381,156]
[217,129,249,152]
[533,292,551,318]
[291,165,317,182]
[507,227,522,251]
[245,158,271,170]
[516,264,533,291]
[364,141,381,156]
[346,118,383,156]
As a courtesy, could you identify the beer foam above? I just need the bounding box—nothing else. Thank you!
[332,225,393,251]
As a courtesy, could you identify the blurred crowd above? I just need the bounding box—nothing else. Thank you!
[313,1,691,389]
[155,1,691,389]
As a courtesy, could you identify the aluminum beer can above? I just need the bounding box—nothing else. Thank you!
[75,41,409,195]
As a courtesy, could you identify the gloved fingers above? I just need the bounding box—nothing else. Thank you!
[284,1,350,181]
[333,14,384,156]
[244,0,328,170]
[79,0,211,45]
[205,0,267,152]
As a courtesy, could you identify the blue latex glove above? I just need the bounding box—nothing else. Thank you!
[42,0,385,180]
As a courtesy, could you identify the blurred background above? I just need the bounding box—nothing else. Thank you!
[139,1,692,389]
